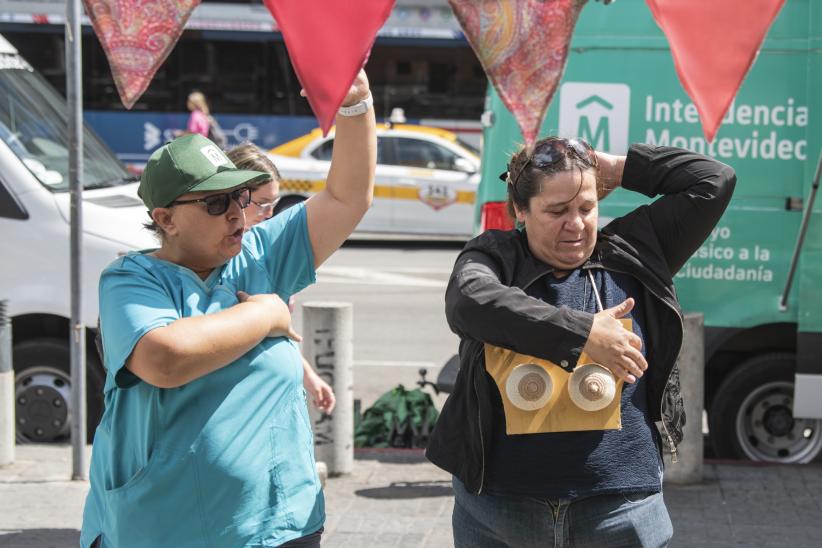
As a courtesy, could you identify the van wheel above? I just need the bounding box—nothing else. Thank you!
[709,353,822,463]
[13,338,104,444]
[273,195,306,216]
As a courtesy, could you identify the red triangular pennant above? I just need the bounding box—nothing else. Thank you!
[84,0,200,109]
[647,0,786,142]
[264,0,394,135]
[449,0,586,149]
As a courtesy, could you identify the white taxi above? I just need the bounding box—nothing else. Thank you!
[268,124,480,238]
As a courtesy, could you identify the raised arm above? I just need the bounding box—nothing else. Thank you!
[603,144,736,276]
[305,69,377,267]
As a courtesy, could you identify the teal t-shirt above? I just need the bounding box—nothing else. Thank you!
[80,203,323,548]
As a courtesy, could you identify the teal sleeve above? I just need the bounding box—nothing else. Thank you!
[244,202,317,297]
[99,260,180,389]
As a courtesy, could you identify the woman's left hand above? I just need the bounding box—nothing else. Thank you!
[298,68,370,108]
[304,367,336,414]
[340,68,371,107]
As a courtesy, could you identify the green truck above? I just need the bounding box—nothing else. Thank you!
[475,0,822,463]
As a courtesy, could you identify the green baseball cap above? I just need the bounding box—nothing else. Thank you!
[138,134,270,210]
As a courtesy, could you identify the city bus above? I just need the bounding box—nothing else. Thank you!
[0,0,485,168]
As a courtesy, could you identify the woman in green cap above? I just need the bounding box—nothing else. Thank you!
[81,70,375,547]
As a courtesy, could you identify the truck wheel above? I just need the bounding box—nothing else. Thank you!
[709,353,822,463]
[273,195,305,216]
[13,338,104,444]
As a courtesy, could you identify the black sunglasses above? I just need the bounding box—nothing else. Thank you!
[170,187,251,216]
[500,138,597,190]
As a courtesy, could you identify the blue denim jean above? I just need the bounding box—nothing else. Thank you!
[452,477,673,548]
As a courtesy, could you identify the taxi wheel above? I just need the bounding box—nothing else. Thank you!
[13,338,104,444]
[273,195,305,216]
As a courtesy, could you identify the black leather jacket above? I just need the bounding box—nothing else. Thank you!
[426,144,736,494]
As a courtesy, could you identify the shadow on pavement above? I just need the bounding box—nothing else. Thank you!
[354,448,429,464]
[0,528,80,547]
[355,480,453,500]
[343,238,466,250]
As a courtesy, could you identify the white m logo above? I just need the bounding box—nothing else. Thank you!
[559,83,631,154]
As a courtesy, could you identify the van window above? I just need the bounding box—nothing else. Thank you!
[0,62,132,191]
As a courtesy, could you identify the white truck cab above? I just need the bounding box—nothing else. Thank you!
[0,34,154,442]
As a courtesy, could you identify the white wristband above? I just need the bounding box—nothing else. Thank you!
[338,93,373,117]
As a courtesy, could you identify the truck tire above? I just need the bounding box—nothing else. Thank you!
[709,353,822,463]
[13,338,105,444]
[273,195,305,216]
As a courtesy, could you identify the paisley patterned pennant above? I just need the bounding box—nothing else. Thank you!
[646,0,786,142]
[83,0,200,109]
[449,0,587,149]
[264,0,395,135]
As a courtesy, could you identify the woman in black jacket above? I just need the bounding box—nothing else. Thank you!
[427,139,735,547]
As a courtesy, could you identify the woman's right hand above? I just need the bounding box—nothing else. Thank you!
[581,298,647,383]
[236,291,302,342]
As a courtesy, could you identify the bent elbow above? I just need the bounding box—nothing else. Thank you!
[146,364,186,389]
[723,167,737,197]
[445,277,479,334]
[359,190,374,212]
[131,335,188,389]
[714,166,737,212]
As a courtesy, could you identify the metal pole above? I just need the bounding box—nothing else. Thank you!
[302,302,353,476]
[663,313,704,484]
[0,300,14,466]
[780,149,822,310]
[66,0,87,480]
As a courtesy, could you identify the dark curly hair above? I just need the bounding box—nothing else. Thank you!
[505,137,600,219]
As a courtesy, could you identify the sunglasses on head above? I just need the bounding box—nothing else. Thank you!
[169,187,251,216]
[499,138,597,190]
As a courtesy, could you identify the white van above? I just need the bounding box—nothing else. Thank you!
[0,34,154,442]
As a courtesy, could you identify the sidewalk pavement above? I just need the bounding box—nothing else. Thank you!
[2,445,822,547]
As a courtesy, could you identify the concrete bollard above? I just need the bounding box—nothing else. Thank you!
[302,302,353,477]
[663,312,704,484]
[0,300,14,466]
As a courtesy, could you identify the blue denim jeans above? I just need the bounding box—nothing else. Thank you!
[452,478,673,548]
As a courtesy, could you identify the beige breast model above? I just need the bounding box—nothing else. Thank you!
[484,318,630,435]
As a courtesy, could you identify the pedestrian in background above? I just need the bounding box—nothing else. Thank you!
[228,141,336,415]
[80,69,374,548]
[427,139,736,547]
[178,91,227,148]
[181,91,210,137]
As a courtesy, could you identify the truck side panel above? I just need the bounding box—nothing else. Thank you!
[794,1,822,417]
